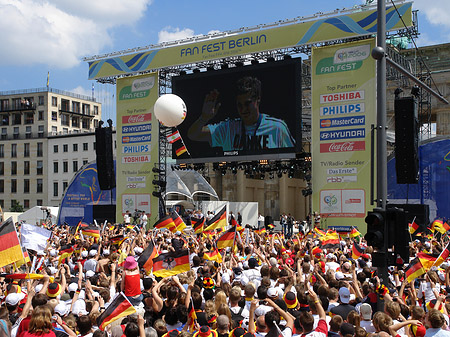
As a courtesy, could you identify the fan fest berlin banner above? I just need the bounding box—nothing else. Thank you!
[116,73,159,225]
[311,38,376,229]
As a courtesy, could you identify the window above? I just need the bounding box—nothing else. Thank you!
[25,126,31,139]
[1,128,6,140]
[83,159,88,166]
[61,99,70,111]
[72,116,79,128]
[73,143,78,152]
[24,143,30,157]
[93,119,99,128]
[0,163,3,175]
[37,199,43,206]
[13,127,19,139]
[63,181,68,192]
[24,199,29,209]
[0,180,3,193]
[72,101,80,113]
[94,106,99,115]
[0,145,3,158]
[37,160,43,175]
[61,114,70,126]
[37,142,43,156]
[63,144,68,152]
[13,113,21,125]
[93,142,96,151]
[52,126,57,135]
[0,115,8,126]
[63,128,68,134]
[63,161,68,173]
[0,99,9,111]
[0,200,3,208]
[82,119,90,129]
[25,112,33,124]
[38,111,44,120]
[53,162,58,173]
[38,96,44,105]
[24,179,30,193]
[54,145,58,153]
[24,161,30,175]
[52,111,57,121]
[11,179,17,193]
[83,142,88,151]
[37,179,43,193]
[38,125,44,138]
[11,144,17,157]
[53,182,58,197]
[82,104,90,115]
[12,98,21,109]
[11,161,17,175]
[52,96,57,107]
[73,160,78,172]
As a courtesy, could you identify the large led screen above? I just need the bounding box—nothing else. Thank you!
[172,58,302,161]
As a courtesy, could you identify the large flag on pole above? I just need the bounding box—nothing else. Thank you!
[0,217,23,268]
[137,241,158,274]
[432,242,450,268]
[216,226,236,249]
[192,216,205,234]
[81,224,100,238]
[154,215,176,232]
[97,292,136,330]
[204,205,227,231]
[171,211,186,232]
[405,257,426,283]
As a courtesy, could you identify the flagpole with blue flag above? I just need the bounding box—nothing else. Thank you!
[46,71,49,89]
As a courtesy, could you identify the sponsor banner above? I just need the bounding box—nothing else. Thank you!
[88,3,412,79]
[320,103,365,116]
[320,116,365,128]
[122,155,151,164]
[326,175,357,183]
[122,113,152,124]
[122,123,152,134]
[320,141,365,153]
[312,39,376,229]
[122,145,151,154]
[116,73,159,226]
[320,128,365,141]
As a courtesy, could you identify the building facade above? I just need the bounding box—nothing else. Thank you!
[0,88,102,211]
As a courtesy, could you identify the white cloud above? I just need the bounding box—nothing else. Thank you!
[0,0,152,69]
[158,26,195,43]
[70,85,92,97]
[414,0,450,29]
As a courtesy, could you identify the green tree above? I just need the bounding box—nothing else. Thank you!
[10,201,24,212]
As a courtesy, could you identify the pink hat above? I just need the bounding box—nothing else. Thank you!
[124,256,138,270]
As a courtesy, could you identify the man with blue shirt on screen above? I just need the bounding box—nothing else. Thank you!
[187,76,295,151]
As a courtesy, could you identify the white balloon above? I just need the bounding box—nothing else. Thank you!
[154,94,187,127]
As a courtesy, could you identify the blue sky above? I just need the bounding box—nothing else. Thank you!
[0,0,448,122]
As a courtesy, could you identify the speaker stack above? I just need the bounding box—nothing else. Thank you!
[95,127,115,190]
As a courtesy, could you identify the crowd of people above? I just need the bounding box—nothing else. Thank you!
[1,213,450,337]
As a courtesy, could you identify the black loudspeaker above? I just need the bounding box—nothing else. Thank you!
[388,203,430,228]
[395,97,419,184]
[93,205,116,224]
[95,127,115,190]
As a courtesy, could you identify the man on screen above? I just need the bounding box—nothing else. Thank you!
[187,76,295,151]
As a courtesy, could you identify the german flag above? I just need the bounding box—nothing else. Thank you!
[81,224,100,238]
[314,227,326,236]
[97,292,136,330]
[188,298,197,332]
[0,217,23,268]
[152,249,190,277]
[255,228,266,235]
[154,215,176,232]
[15,247,31,268]
[204,206,227,231]
[418,252,438,271]
[405,257,426,282]
[312,246,322,257]
[352,242,364,260]
[216,226,236,249]
[2,273,50,281]
[350,227,361,238]
[58,245,74,265]
[110,235,126,246]
[320,231,340,249]
[137,241,158,274]
[175,145,187,157]
[171,211,186,232]
[431,219,446,234]
[409,220,420,234]
[433,242,450,268]
[203,248,222,263]
[192,217,205,234]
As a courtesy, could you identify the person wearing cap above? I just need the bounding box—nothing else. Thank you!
[329,288,356,320]
[193,325,218,337]
[243,258,262,290]
[121,256,143,306]
[358,303,375,333]
[83,248,99,273]
[216,315,231,337]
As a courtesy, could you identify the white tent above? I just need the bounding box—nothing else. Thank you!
[18,206,59,226]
